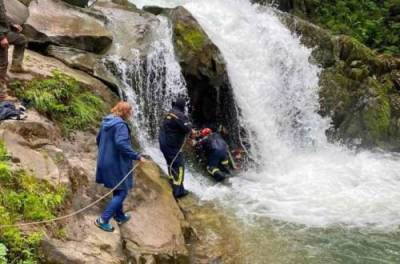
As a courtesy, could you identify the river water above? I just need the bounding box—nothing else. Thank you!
[125,0,400,262]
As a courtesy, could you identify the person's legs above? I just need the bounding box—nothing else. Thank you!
[207,151,226,182]
[171,153,187,198]
[101,189,128,223]
[0,42,8,100]
[7,32,27,72]
[219,152,231,174]
[114,190,129,219]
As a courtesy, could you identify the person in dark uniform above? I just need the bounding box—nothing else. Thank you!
[196,128,236,182]
[159,97,192,199]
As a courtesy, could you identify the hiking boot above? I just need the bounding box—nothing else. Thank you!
[114,213,131,225]
[9,65,30,74]
[174,189,189,199]
[94,217,115,232]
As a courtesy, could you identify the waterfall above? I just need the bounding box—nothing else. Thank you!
[130,0,400,230]
[104,16,187,146]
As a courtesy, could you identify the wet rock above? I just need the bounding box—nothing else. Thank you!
[93,0,158,59]
[163,6,241,145]
[178,197,244,264]
[24,0,113,54]
[280,12,400,150]
[121,162,189,263]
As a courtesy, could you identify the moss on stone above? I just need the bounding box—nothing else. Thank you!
[361,78,392,142]
[175,22,206,52]
[16,70,106,136]
[0,141,67,263]
[338,36,375,64]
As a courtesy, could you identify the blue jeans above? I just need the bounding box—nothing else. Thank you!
[101,189,128,223]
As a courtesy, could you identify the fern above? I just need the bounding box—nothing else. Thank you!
[19,70,105,135]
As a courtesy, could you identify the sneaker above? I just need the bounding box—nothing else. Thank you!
[94,217,114,232]
[114,213,131,225]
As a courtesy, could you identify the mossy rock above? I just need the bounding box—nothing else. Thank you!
[175,21,207,53]
[337,77,392,147]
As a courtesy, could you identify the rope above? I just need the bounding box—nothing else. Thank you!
[0,163,140,229]
[168,136,187,175]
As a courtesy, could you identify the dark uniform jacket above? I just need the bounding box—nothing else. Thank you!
[198,133,229,156]
[159,106,192,152]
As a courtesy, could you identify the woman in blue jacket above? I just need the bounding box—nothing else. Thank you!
[95,101,145,232]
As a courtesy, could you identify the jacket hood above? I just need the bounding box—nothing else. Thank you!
[172,97,186,112]
[102,114,125,130]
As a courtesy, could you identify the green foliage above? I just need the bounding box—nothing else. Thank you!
[0,243,7,264]
[0,141,67,263]
[17,70,105,135]
[311,0,400,55]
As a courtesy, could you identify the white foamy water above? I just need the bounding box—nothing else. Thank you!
[105,16,187,145]
[130,0,400,230]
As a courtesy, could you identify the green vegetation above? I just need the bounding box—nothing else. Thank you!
[311,0,400,55]
[0,244,7,264]
[16,70,105,135]
[175,22,206,52]
[0,141,67,263]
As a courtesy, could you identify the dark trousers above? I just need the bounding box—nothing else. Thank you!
[101,189,128,223]
[206,150,231,181]
[0,31,27,97]
[160,144,186,198]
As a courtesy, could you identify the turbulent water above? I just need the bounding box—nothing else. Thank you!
[127,0,400,262]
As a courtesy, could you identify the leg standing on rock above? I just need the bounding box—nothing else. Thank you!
[95,102,146,232]
[159,97,193,199]
[0,0,28,101]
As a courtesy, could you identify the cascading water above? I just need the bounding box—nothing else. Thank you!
[104,16,187,146]
[129,0,400,262]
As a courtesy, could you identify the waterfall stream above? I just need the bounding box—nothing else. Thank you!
[124,0,400,262]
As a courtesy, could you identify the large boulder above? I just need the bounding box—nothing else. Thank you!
[8,49,118,108]
[41,214,127,264]
[45,0,159,90]
[24,0,113,54]
[0,111,65,184]
[121,162,189,263]
[280,13,400,150]
[5,0,30,25]
[93,0,158,58]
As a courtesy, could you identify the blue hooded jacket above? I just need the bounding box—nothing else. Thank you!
[95,114,141,190]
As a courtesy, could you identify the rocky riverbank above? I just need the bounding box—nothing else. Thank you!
[2,0,400,263]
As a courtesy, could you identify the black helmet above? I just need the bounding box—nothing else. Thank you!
[172,97,186,111]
